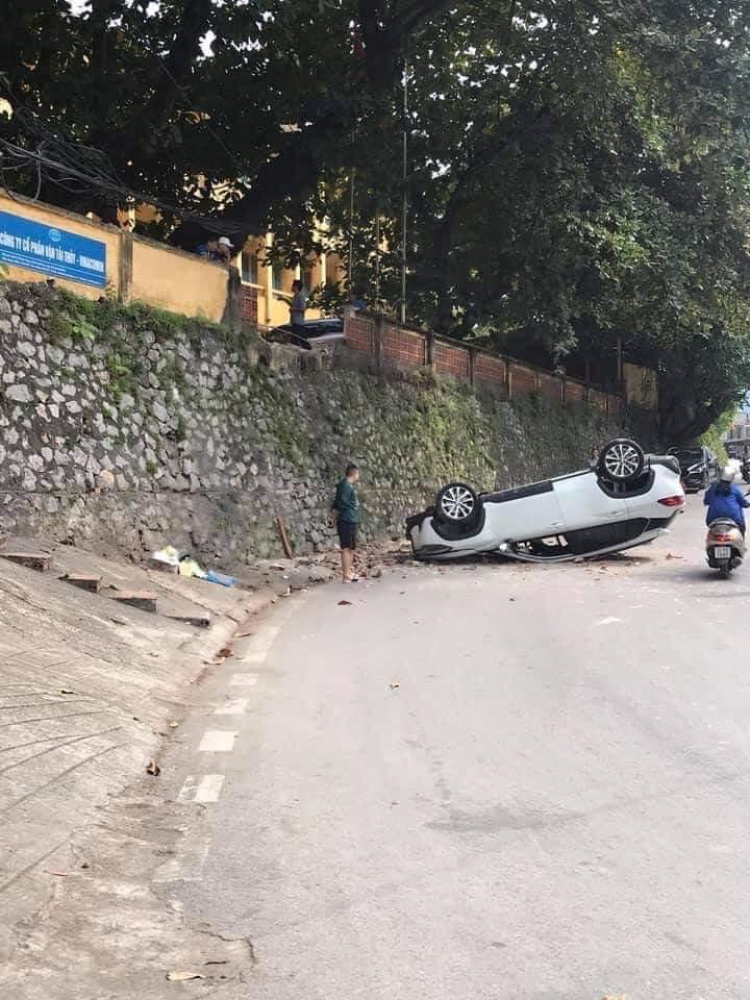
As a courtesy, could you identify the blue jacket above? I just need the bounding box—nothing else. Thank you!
[704,482,750,528]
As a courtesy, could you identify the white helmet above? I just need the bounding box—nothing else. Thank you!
[720,466,735,482]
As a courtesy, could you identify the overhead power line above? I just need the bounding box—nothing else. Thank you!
[0,85,251,239]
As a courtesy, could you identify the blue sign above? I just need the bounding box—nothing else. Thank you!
[0,210,106,288]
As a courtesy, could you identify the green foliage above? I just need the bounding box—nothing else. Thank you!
[698,408,737,466]
[47,311,73,346]
[5,2,750,439]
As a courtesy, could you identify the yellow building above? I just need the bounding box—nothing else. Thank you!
[234,233,342,328]
[125,201,342,329]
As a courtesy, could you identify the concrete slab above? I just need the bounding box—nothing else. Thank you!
[1,552,51,572]
[0,543,262,967]
[61,573,102,594]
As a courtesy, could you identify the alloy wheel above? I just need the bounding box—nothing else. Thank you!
[440,485,476,521]
[603,442,642,480]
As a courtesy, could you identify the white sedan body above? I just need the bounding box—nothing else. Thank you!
[407,460,685,562]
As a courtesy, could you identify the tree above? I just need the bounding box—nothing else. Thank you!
[4,0,750,439]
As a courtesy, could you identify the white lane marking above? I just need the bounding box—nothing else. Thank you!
[195,774,225,802]
[240,625,279,664]
[215,698,248,716]
[254,625,279,648]
[198,730,237,752]
[177,774,226,803]
[229,673,258,687]
[243,651,268,665]
[177,775,200,802]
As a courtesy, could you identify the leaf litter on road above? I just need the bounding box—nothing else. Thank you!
[166,970,204,982]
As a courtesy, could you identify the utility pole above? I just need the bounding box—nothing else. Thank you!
[400,63,408,326]
[375,213,381,306]
[348,170,355,301]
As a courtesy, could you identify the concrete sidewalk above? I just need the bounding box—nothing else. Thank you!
[0,540,324,968]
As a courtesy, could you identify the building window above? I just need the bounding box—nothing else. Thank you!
[241,251,258,285]
[272,263,284,292]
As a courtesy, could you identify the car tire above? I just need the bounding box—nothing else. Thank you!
[598,438,646,483]
[435,482,480,525]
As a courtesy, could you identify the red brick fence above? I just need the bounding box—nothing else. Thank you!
[344,312,624,416]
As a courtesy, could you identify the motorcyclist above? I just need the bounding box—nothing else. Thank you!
[704,466,750,534]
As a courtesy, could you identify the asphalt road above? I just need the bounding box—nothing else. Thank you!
[14,500,750,1000]
[131,496,750,998]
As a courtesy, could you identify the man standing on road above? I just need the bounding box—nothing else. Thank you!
[330,463,360,583]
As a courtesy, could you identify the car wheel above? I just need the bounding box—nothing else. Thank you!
[598,438,646,483]
[435,482,479,525]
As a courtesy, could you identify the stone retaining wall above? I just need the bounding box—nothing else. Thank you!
[0,283,646,570]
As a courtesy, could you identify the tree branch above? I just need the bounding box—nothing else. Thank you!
[144,0,212,130]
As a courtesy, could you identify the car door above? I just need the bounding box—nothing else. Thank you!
[552,470,632,532]
[484,480,566,541]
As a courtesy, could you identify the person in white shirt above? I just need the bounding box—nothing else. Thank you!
[290,279,306,335]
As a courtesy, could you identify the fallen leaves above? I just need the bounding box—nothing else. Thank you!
[60,689,75,695]
[166,971,204,982]
[168,720,180,730]
[146,761,161,777]
[666,552,683,560]
[389,682,400,690]
[338,599,352,606]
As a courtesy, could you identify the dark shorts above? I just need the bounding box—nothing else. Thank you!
[337,520,358,550]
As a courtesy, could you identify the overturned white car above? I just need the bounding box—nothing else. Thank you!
[406,439,685,562]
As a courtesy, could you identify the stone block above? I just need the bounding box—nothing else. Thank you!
[62,573,102,594]
[114,591,158,613]
[2,551,52,572]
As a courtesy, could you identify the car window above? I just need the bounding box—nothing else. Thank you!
[670,449,703,463]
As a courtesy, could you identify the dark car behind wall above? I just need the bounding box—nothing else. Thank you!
[668,446,717,492]
[265,318,344,350]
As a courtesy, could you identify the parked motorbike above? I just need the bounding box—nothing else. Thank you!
[742,460,750,484]
[706,518,746,578]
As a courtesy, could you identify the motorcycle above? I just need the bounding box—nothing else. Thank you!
[742,460,750,484]
[706,518,746,578]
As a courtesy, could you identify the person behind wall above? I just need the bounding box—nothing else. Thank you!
[330,463,361,583]
[196,236,234,265]
[290,278,307,337]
